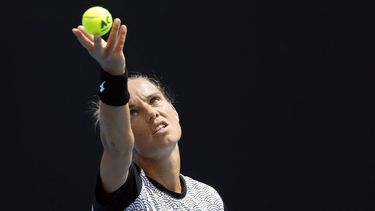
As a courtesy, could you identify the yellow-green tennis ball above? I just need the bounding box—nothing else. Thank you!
[82,6,113,36]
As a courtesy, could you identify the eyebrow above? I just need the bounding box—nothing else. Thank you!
[128,91,162,109]
[148,91,162,98]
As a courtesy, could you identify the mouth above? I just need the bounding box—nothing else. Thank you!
[153,122,168,135]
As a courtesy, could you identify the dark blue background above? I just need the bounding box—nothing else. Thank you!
[1,0,374,210]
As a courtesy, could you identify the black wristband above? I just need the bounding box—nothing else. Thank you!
[98,68,130,106]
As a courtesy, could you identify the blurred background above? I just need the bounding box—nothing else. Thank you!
[1,0,374,210]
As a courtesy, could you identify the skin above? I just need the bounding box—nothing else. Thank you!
[72,18,183,193]
[128,78,181,159]
[128,78,182,192]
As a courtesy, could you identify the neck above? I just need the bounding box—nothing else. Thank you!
[137,144,182,193]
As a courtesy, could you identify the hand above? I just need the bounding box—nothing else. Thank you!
[72,18,127,75]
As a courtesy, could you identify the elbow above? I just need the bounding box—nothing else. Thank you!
[100,132,134,155]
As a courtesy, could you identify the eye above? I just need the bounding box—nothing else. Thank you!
[130,109,138,118]
[150,96,162,105]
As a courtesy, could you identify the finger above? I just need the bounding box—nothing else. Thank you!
[104,18,121,56]
[114,25,127,53]
[77,25,94,41]
[93,35,104,54]
[72,28,94,50]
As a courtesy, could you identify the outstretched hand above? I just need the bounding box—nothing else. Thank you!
[72,18,127,76]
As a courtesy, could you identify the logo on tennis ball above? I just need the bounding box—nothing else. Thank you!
[82,6,113,36]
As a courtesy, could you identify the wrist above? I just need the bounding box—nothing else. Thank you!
[98,67,129,106]
[101,64,126,76]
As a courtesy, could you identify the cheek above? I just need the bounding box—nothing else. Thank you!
[170,110,180,124]
[131,121,146,140]
[169,112,182,135]
[131,123,152,155]
[131,126,149,152]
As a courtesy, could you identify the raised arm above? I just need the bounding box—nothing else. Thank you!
[72,18,134,193]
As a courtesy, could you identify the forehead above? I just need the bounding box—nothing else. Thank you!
[128,78,161,103]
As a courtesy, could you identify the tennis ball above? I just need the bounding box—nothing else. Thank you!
[82,6,113,36]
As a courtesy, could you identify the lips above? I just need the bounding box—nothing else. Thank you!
[152,121,168,135]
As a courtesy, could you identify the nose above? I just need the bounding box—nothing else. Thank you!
[144,104,159,122]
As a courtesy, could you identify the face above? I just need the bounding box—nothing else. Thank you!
[128,78,182,159]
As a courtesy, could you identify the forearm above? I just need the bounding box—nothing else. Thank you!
[98,101,134,192]
[99,102,134,154]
